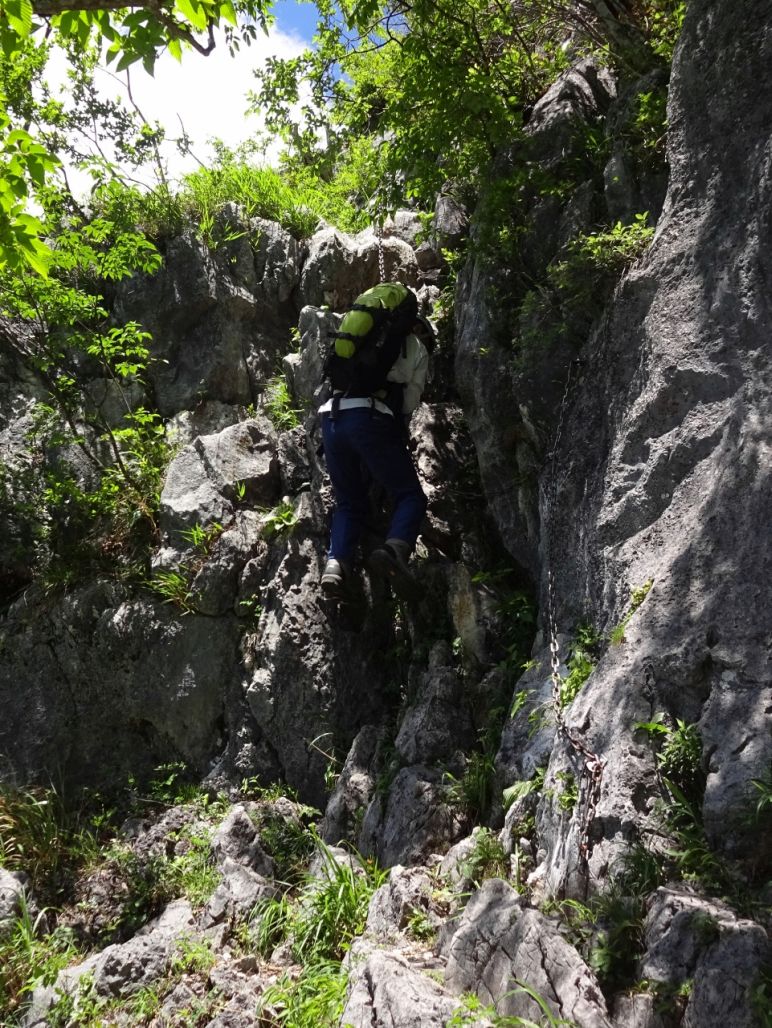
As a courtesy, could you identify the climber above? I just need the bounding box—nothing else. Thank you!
[319,299,436,601]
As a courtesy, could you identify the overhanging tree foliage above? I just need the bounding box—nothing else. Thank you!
[0,0,273,272]
[251,0,684,217]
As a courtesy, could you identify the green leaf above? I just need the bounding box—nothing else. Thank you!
[115,51,137,72]
[175,0,209,32]
[4,0,33,36]
[220,0,238,26]
[168,36,183,61]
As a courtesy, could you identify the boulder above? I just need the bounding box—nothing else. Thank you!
[444,879,612,1027]
[159,417,280,545]
[394,664,474,766]
[360,766,468,868]
[0,869,35,939]
[298,226,419,310]
[211,804,273,877]
[0,583,241,791]
[342,947,459,1028]
[322,724,381,846]
[201,857,277,927]
[642,887,770,1028]
[365,865,435,940]
[23,900,195,1024]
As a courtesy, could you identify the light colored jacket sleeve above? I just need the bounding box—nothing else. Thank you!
[387,333,429,414]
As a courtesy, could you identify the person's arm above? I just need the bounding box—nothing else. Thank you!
[388,334,428,414]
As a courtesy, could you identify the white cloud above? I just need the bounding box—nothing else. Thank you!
[46,25,308,196]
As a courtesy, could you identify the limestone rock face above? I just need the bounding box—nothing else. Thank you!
[454,58,618,579]
[159,417,280,542]
[444,879,612,1027]
[521,0,772,891]
[113,209,301,418]
[0,583,241,790]
[298,227,419,310]
[360,766,469,868]
[342,947,459,1028]
[641,887,770,1028]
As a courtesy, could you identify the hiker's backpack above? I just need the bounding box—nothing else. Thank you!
[325,282,418,400]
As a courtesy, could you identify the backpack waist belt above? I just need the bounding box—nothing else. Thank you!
[318,396,394,417]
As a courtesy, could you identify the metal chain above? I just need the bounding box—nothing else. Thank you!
[544,360,605,880]
[376,222,386,281]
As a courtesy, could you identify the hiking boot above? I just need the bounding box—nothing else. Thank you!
[368,539,419,599]
[321,558,350,600]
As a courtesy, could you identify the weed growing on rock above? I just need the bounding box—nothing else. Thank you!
[0,898,79,1020]
[444,749,497,824]
[264,374,302,431]
[249,840,387,964]
[553,771,579,813]
[750,766,772,823]
[655,783,730,892]
[103,821,219,935]
[309,732,342,794]
[170,935,217,975]
[250,803,318,887]
[247,893,293,957]
[571,215,655,275]
[291,846,388,962]
[635,714,705,803]
[148,566,197,613]
[406,908,437,943]
[471,568,536,680]
[180,521,224,555]
[449,983,575,1026]
[260,499,298,538]
[459,828,509,887]
[516,214,655,364]
[750,968,772,1028]
[609,580,653,645]
[546,878,648,997]
[502,766,546,811]
[0,784,107,900]
[559,623,601,708]
[258,960,349,1028]
[245,841,386,1026]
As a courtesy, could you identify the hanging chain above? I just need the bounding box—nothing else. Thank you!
[376,222,386,282]
[544,360,605,880]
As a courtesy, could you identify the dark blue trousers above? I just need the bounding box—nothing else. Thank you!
[321,408,427,563]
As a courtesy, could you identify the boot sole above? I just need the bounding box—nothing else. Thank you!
[321,577,347,601]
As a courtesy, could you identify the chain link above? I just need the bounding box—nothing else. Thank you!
[376,222,386,281]
[544,360,605,880]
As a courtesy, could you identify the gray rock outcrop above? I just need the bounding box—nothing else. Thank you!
[444,879,612,1027]
[342,947,459,1028]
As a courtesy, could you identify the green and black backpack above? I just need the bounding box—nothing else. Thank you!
[324,282,418,403]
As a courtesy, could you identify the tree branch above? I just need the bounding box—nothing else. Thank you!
[32,0,218,57]
[33,0,155,14]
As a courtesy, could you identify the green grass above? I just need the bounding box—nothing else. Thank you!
[559,623,601,708]
[94,160,368,247]
[258,960,349,1028]
[459,828,509,886]
[245,840,387,1025]
[264,374,302,431]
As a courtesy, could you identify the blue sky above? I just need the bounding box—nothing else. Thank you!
[273,0,319,41]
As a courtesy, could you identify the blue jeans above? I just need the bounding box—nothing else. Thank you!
[321,408,427,563]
